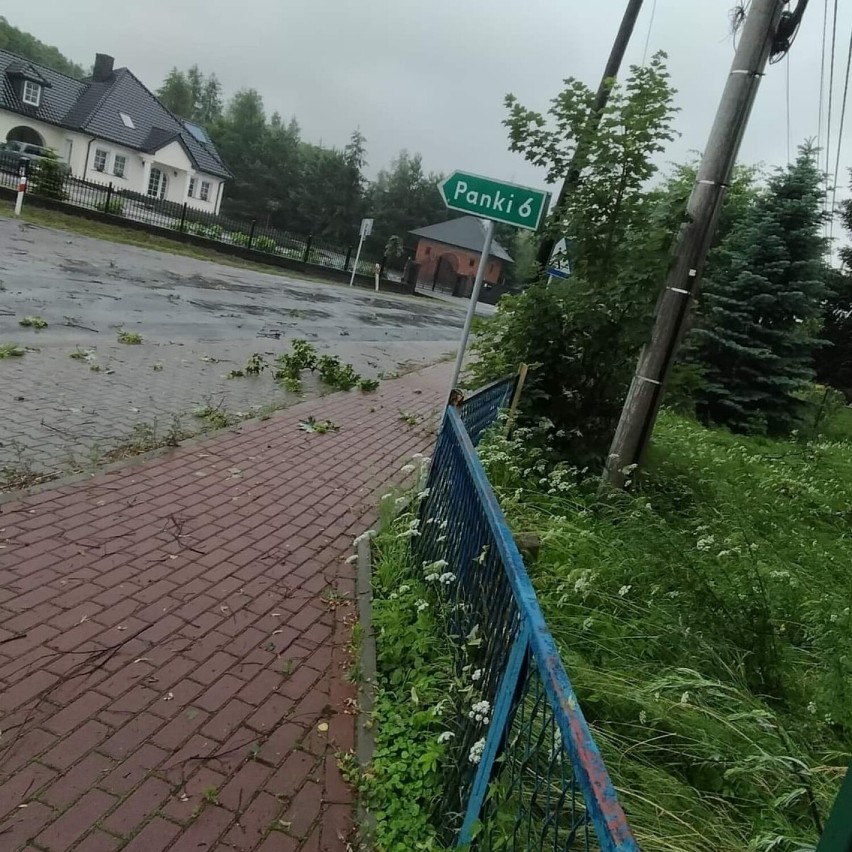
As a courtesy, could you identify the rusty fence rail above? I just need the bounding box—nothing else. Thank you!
[416,381,638,850]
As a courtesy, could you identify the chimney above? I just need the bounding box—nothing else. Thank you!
[92,54,114,83]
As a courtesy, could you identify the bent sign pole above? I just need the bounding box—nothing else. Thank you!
[449,219,495,393]
[440,171,550,400]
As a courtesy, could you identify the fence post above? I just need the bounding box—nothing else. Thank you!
[456,625,529,847]
[248,218,257,250]
[344,245,353,272]
[379,255,387,279]
[179,202,188,233]
[303,235,312,264]
[105,182,113,213]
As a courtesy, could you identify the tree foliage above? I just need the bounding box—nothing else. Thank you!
[364,151,449,251]
[687,145,829,434]
[156,65,223,124]
[815,191,852,400]
[0,16,85,78]
[471,54,679,463]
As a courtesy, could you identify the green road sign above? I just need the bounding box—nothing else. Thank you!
[439,171,550,231]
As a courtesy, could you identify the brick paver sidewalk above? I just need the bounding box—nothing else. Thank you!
[0,362,450,852]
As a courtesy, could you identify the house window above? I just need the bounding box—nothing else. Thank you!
[424,246,431,256]
[119,112,135,129]
[469,258,475,268]
[63,139,73,164]
[93,149,108,172]
[199,181,210,202]
[188,177,196,198]
[113,155,127,178]
[22,80,41,107]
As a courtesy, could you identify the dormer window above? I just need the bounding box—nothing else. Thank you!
[22,80,41,107]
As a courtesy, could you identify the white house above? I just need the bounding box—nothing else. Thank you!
[0,52,230,213]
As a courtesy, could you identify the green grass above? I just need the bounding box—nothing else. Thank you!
[19,315,48,329]
[117,330,142,345]
[365,514,455,852]
[0,343,26,358]
[477,407,852,851]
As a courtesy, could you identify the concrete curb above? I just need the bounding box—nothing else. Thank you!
[355,535,378,848]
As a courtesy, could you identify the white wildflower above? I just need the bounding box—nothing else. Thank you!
[471,668,483,683]
[353,529,376,547]
[400,464,416,475]
[618,585,632,598]
[438,572,456,585]
[389,592,398,600]
[469,700,491,725]
[437,731,455,744]
[394,497,409,510]
[468,737,486,765]
[425,573,440,582]
[423,559,448,572]
[415,599,429,613]
[432,700,447,717]
[696,535,715,552]
[398,584,411,594]
[807,701,817,715]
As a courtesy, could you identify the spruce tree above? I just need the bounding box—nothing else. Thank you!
[689,145,829,434]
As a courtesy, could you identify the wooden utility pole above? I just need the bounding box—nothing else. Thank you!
[535,0,645,272]
[603,0,788,488]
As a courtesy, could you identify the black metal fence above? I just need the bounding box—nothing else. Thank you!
[0,162,408,281]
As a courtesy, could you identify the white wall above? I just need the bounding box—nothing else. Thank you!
[83,141,146,191]
[0,110,70,158]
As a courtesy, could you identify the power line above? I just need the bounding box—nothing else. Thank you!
[641,0,658,65]
[818,0,829,152]
[786,53,792,163]
[825,0,839,184]
[828,22,852,247]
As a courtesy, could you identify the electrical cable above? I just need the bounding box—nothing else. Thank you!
[786,53,792,163]
[828,22,852,247]
[818,0,829,154]
[825,0,839,187]
[641,0,658,65]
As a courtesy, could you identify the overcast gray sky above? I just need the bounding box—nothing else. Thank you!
[12,1,852,224]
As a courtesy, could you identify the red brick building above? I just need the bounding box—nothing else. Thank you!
[410,216,513,298]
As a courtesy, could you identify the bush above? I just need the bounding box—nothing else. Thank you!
[253,235,277,253]
[28,156,67,200]
[95,196,125,216]
[229,231,251,247]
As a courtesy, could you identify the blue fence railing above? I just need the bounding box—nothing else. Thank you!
[417,379,637,851]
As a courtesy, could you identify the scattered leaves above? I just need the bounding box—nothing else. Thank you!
[299,416,339,434]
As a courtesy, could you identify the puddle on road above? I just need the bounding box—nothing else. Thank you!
[278,287,341,304]
[187,299,332,320]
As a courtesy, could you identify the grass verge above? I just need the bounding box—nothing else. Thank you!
[476,407,852,851]
[362,503,456,852]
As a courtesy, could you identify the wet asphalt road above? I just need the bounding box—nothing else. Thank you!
[0,215,469,483]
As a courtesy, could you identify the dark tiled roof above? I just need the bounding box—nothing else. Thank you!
[0,50,230,179]
[0,51,85,125]
[410,216,513,262]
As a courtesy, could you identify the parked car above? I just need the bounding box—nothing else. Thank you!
[0,141,71,176]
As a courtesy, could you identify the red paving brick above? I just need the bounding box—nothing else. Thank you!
[0,364,448,851]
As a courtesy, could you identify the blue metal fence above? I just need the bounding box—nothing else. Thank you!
[417,379,637,851]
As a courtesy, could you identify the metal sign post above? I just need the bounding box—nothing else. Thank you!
[349,217,373,287]
[449,219,495,393]
[440,171,550,400]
